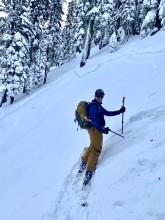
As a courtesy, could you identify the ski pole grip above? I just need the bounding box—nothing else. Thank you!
[122,97,125,107]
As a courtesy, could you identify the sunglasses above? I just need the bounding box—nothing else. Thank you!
[96,94,104,98]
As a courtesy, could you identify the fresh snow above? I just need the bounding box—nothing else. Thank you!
[87,7,99,16]
[0,30,165,220]
[102,12,110,20]
[142,10,157,27]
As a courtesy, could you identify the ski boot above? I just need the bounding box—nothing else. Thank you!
[77,160,86,174]
[83,171,93,186]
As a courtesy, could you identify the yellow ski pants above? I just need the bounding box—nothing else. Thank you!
[82,127,103,172]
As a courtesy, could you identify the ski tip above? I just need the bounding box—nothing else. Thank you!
[81,202,88,207]
[82,184,89,191]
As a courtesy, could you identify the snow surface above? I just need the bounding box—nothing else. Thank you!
[0,30,165,220]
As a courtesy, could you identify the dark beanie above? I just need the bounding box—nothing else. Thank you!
[95,89,105,96]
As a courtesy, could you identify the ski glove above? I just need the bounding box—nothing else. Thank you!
[103,127,110,134]
[120,106,126,113]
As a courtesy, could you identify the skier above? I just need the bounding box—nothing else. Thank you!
[78,89,126,185]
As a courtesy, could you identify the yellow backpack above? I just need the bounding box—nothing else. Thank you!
[75,101,91,129]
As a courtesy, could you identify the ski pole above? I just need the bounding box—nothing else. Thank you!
[108,128,124,138]
[121,97,125,134]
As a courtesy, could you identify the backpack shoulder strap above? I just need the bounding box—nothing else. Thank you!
[88,102,101,116]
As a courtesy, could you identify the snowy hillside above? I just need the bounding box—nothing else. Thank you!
[0,30,165,220]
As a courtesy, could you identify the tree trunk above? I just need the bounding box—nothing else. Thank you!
[10,96,14,104]
[80,15,95,67]
[43,68,48,84]
[155,5,161,30]
[99,29,105,50]
[0,89,7,107]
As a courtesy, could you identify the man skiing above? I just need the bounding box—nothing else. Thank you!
[78,89,126,185]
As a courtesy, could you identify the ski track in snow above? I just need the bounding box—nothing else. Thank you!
[76,43,165,79]
[128,106,165,123]
[41,149,93,220]
[45,163,90,220]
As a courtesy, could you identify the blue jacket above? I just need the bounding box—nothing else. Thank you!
[88,100,121,133]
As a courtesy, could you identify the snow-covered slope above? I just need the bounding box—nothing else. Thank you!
[0,30,165,220]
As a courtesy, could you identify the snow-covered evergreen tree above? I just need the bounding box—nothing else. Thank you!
[140,0,158,36]
[140,9,157,36]
[63,0,78,62]
[74,0,89,53]
[48,0,63,67]
[0,0,64,105]
[0,0,30,104]
[109,31,118,52]
[117,26,126,43]
[120,0,136,38]
[29,0,50,88]
[134,0,143,34]
[97,0,116,49]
